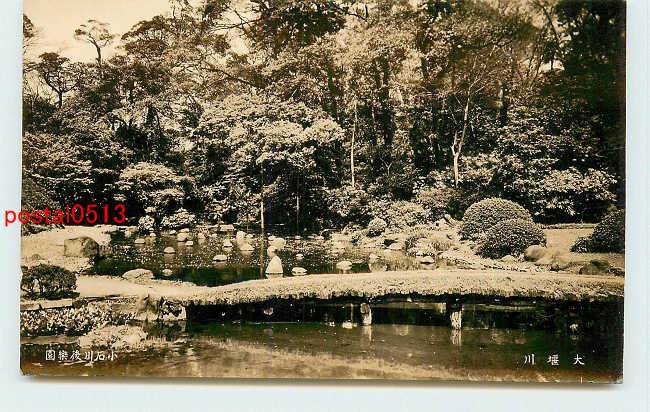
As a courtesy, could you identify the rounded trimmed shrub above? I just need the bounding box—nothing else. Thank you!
[590,209,624,252]
[460,198,532,240]
[477,219,546,258]
[570,236,592,253]
[21,264,77,299]
[367,217,388,237]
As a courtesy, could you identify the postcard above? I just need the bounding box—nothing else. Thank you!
[20,0,625,382]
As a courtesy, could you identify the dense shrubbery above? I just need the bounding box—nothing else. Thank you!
[460,198,532,240]
[115,162,193,220]
[138,215,156,233]
[590,209,625,252]
[570,236,592,253]
[159,208,196,229]
[21,1,623,231]
[369,201,430,229]
[477,219,546,258]
[20,302,127,337]
[21,264,77,299]
[325,187,371,225]
[367,217,387,237]
[21,178,60,234]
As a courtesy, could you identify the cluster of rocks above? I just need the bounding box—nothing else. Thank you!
[524,245,572,271]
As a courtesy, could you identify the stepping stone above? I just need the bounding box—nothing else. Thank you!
[292,267,307,275]
[223,239,233,248]
[213,254,228,262]
[336,260,352,271]
[180,228,190,233]
[163,247,175,254]
[419,255,436,264]
[296,253,304,261]
[169,230,177,235]
[176,233,188,242]
[162,269,173,276]
[134,238,145,244]
[185,240,194,247]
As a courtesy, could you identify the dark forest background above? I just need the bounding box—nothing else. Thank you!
[22,0,625,232]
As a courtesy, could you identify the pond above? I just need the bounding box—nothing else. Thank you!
[92,229,431,286]
[20,299,623,382]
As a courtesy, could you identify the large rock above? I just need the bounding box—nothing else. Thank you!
[239,243,254,252]
[266,256,283,274]
[236,231,246,243]
[579,259,611,275]
[134,238,146,245]
[123,268,154,282]
[163,247,175,254]
[501,255,518,263]
[388,242,404,251]
[64,236,99,258]
[549,254,571,271]
[419,255,436,264]
[271,237,286,249]
[532,248,571,271]
[524,245,547,262]
[213,254,228,262]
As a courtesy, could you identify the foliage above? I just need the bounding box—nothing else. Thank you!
[590,209,625,252]
[460,198,532,240]
[21,0,624,230]
[369,200,430,229]
[115,162,192,219]
[570,236,592,253]
[366,217,387,237]
[21,178,59,211]
[137,215,156,233]
[159,208,196,229]
[20,301,127,337]
[325,186,372,226]
[477,219,546,258]
[21,264,77,299]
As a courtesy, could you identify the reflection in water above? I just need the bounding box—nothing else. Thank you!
[93,231,428,287]
[451,329,462,346]
[21,317,623,382]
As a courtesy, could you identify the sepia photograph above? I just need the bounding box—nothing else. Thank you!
[19,0,625,383]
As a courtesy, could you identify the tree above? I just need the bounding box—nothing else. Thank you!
[74,20,115,71]
[34,53,74,108]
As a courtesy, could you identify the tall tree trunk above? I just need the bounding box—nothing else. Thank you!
[350,100,357,188]
[295,193,300,234]
[451,96,471,187]
[260,166,265,234]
